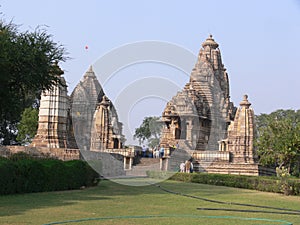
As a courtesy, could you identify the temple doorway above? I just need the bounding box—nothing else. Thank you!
[113,138,119,149]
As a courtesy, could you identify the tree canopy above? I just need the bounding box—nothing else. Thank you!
[255,109,300,175]
[134,116,162,148]
[0,19,67,145]
[16,107,39,145]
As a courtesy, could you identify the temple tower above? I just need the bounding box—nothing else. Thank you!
[70,66,104,150]
[90,95,124,151]
[91,96,111,150]
[160,35,235,151]
[227,95,256,163]
[190,35,234,150]
[31,67,69,148]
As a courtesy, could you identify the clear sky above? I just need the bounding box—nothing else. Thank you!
[2,0,300,144]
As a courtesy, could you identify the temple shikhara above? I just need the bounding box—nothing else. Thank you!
[160,34,235,151]
[8,35,273,176]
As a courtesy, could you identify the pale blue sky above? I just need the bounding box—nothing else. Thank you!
[2,0,300,144]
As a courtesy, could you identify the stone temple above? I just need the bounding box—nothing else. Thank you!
[31,65,126,159]
[159,35,272,175]
[27,35,274,176]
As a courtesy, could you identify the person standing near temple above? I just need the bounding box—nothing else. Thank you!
[185,160,191,173]
[142,145,147,157]
[180,162,185,172]
[190,161,194,173]
[159,145,165,158]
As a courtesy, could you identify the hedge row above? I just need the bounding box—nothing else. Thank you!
[147,171,300,196]
[0,155,99,195]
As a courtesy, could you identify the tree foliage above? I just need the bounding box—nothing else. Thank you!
[0,19,67,145]
[16,107,39,144]
[255,109,300,175]
[134,116,162,148]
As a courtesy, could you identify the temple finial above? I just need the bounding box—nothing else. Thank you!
[202,34,219,49]
[239,94,251,108]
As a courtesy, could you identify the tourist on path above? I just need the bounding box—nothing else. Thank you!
[142,145,147,157]
[180,162,185,172]
[159,146,165,158]
[185,160,191,173]
[190,161,194,173]
[154,146,159,158]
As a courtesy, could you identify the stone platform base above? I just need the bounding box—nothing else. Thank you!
[201,161,275,176]
[1,146,80,161]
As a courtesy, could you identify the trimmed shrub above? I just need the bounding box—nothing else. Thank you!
[0,156,99,195]
[14,159,46,193]
[0,160,17,195]
[43,159,70,191]
[154,172,300,196]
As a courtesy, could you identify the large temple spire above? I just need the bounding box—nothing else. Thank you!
[160,35,235,151]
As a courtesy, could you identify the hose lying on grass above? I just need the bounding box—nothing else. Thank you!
[43,214,293,225]
[43,181,296,225]
[153,183,300,216]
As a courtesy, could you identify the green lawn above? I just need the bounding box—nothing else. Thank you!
[0,178,299,225]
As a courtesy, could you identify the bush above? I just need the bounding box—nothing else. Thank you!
[160,172,300,196]
[0,161,17,194]
[43,159,69,191]
[14,159,46,193]
[0,156,99,195]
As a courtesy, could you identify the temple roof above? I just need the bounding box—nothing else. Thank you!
[83,65,96,78]
[71,65,104,105]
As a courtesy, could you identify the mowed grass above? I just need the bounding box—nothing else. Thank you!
[0,178,300,225]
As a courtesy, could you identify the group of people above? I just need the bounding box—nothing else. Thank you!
[180,160,194,173]
[141,145,165,158]
[153,145,165,158]
[141,142,180,158]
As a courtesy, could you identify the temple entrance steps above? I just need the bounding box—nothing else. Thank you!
[168,149,214,172]
[193,161,214,172]
[126,158,160,177]
[168,148,192,172]
[176,140,194,152]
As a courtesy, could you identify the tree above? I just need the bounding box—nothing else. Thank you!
[16,107,39,145]
[255,109,300,175]
[134,116,162,148]
[0,19,66,145]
